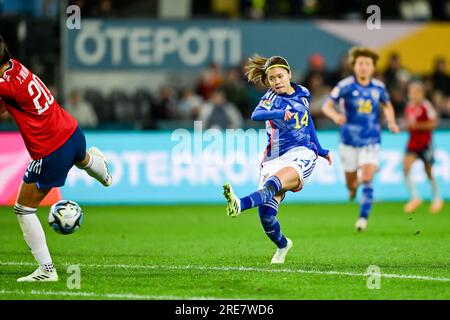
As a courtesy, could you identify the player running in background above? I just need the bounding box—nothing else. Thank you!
[403,80,443,214]
[0,35,112,282]
[223,55,332,264]
[321,47,400,232]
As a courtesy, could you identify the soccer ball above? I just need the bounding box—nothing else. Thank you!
[48,200,83,235]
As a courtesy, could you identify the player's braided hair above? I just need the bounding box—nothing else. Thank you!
[0,35,11,66]
[245,54,291,87]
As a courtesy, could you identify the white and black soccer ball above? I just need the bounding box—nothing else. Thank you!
[48,200,83,235]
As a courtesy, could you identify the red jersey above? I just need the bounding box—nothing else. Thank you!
[404,99,436,152]
[0,59,78,159]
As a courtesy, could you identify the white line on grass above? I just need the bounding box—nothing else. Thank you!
[1,261,450,283]
[0,289,222,300]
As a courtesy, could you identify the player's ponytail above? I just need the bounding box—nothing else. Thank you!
[245,54,268,85]
[245,54,291,87]
[0,35,11,66]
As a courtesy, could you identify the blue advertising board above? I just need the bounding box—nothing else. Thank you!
[60,130,450,204]
[67,20,351,71]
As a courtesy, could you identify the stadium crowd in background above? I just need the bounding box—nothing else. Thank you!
[0,52,449,130]
[0,0,449,130]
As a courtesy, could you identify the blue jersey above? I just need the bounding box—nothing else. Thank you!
[329,75,390,147]
[252,83,328,163]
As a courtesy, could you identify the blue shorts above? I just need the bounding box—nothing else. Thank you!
[23,126,87,189]
[407,144,434,166]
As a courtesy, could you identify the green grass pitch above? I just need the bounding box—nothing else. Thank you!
[0,202,449,299]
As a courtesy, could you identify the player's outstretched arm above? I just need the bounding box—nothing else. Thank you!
[251,106,287,121]
[382,102,400,133]
[321,98,346,125]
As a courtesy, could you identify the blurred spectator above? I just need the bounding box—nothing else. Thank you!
[153,85,177,120]
[399,0,432,20]
[383,53,411,92]
[308,73,330,125]
[431,57,450,95]
[222,67,251,118]
[199,89,243,129]
[329,53,352,85]
[303,53,331,89]
[390,84,407,115]
[65,90,99,128]
[196,62,224,101]
[109,89,136,126]
[92,0,116,17]
[176,88,204,120]
[133,88,155,129]
[433,90,450,119]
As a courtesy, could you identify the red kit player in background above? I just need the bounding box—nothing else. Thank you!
[0,35,112,282]
[403,80,443,214]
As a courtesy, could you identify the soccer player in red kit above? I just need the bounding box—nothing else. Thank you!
[403,80,443,214]
[0,35,112,281]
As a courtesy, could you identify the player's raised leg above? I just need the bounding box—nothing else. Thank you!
[403,153,422,213]
[355,164,376,232]
[424,163,443,213]
[223,167,298,217]
[77,147,112,187]
[15,182,58,282]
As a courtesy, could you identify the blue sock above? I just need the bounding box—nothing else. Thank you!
[258,199,287,249]
[359,182,374,219]
[240,176,282,211]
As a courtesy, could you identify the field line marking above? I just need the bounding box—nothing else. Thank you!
[1,261,450,283]
[0,289,223,300]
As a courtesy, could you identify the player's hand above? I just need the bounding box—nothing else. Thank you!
[334,114,346,125]
[284,110,294,121]
[388,121,400,133]
[325,152,332,166]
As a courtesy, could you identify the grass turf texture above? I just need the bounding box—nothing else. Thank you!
[0,202,449,299]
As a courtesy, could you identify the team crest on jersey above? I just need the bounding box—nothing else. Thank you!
[352,90,359,96]
[371,89,380,101]
[259,99,272,110]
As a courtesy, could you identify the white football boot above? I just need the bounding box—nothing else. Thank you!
[17,267,58,282]
[88,146,113,187]
[355,217,368,232]
[271,238,293,264]
[223,183,241,218]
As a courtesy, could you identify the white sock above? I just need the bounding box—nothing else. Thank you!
[405,172,420,200]
[430,177,442,202]
[15,204,54,272]
[82,153,108,184]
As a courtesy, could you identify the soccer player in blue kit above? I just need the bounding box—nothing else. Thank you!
[223,55,332,264]
[322,47,400,232]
